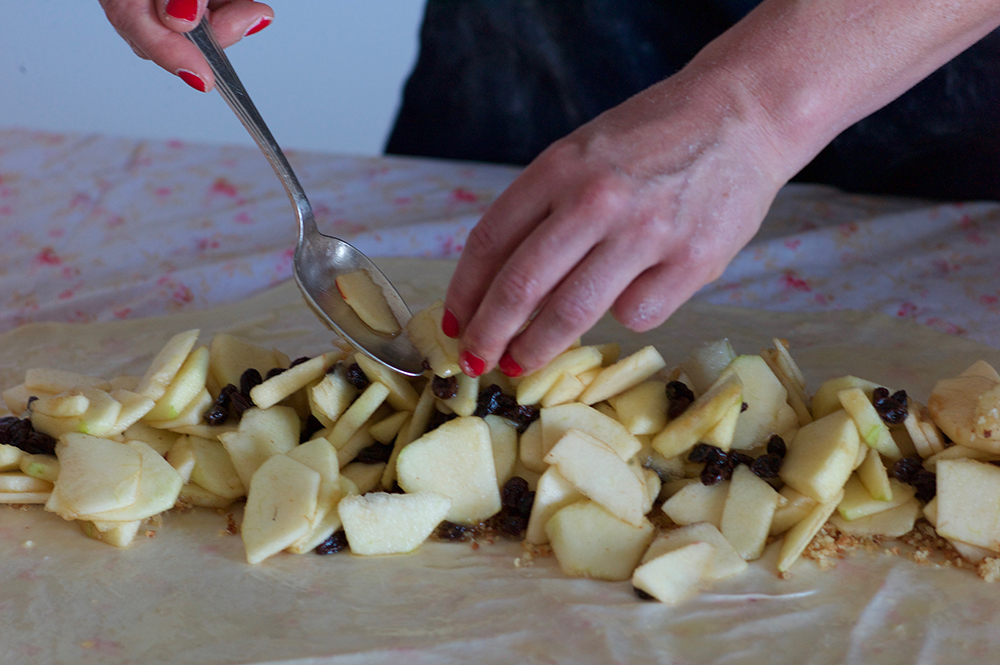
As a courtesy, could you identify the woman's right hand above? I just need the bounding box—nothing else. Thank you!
[99,0,273,92]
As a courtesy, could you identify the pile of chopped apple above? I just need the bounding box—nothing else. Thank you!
[4,300,1000,605]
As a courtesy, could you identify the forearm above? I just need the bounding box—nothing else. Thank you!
[689,0,1000,178]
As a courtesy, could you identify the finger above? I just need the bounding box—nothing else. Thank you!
[502,239,656,375]
[611,259,720,333]
[456,200,629,377]
[207,1,274,48]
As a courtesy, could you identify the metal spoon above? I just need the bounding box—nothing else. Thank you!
[185,18,425,376]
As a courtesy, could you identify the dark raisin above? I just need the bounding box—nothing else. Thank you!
[912,469,937,502]
[891,457,924,485]
[873,387,908,425]
[299,415,325,443]
[203,403,229,426]
[729,451,755,469]
[265,366,286,380]
[229,391,254,418]
[426,409,457,433]
[21,432,56,456]
[354,442,394,464]
[688,443,724,465]
[345,362,369,390]
[26,395,38,407]
[431,375,459,400]
[666,381,695,419]
[290,356,311,367]
[510,404,540,434]
[315,530,349,554]
[634,587,656,601]
[750,453,782,479]
[5,419,32,448]
[474,384,504,418]
[516,490,535,518]
[766,435,787,458]
[435,521,472,541]
[239,368,263,396]
[496,508,528,539]
[0,416,20,445]
[501,476,529,510]
[700,462,727,486]
[421,359,432,371]
[740,402,748,412]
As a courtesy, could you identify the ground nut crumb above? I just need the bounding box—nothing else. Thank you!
[222,513,240,536]
[145,530,156,538]
[977,558,1000,582]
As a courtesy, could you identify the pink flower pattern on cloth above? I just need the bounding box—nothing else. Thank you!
[1,127,999,349]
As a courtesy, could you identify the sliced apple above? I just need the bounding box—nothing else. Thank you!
[651,373,743,459]
[608,380,668,436]
[661,480,729,528]
[677,338,737,395]
[779,409,860,504]
[335,269,401,335]
[578,345,666,405]
[516,346,604,406]
[327,382,390,448]
[545,499,655,581]
[339,491,451,556]
[209,333,280,388]
[776,488,845,573]
[541,402,641,461]
[936,459,1000,551]
[242,455,321,564]
[720,464,780,560]
[134,329,200,401]
[830,498,920,537]
[838,387,902,460]
[187,435,245,500]
[145,345,210,421]
[856,447,893,501]
[354,354,419,412]
[646,522,748,581]
[406,301,461,377]
[539,372,586,408]
[836,475,915,521]
[485,414,518,487]
[525,466,585,544]
[632,541,714,604]
[219,405,301,488]
[19,453,59,483]
[46,434,142,519]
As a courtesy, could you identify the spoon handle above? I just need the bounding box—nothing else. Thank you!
[185,17,317,238]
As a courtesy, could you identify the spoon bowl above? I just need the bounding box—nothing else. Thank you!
[185,18,425,376]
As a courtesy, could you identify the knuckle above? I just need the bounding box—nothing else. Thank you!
[464,221,504,260]
[493,268,539,311]
[549,293,593,330]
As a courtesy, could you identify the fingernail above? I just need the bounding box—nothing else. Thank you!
[177,69,207,92]
[441,309,460,338]
[460,350,485,377]
[165,0,199,22]
[244,15,272,37]
[498,353,523,378]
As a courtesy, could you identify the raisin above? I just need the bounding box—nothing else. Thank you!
[299,415,325,443]
[290,356,311,367]
[265,367,286,380]
[435,521,472,541]
[345,363,369,390]
[665,381,695,419]
[500,476,529,511]
[229,391,254,418]
[634,587,656,601]
[431,375,459,400]
[474,384,504,418]
[912,469,937,502]
[700,462,727,486]
[493,392,519,421]
[873,387,908,425]
[688,443,724,465]
[426,409,457,433]
[496,508,528,539]
[729,451,755,469]
[21,432,56,456]
[421,359,433,372]
[5,419,32,448]
[239,368,263,396]
[750,453,782,479]
[315,530,349,554]
[354,442,393,464]
[203,402,229,426]
[515,490,536,519]
[767,435,787,458]
[891,457,924,485]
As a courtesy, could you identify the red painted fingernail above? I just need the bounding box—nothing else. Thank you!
[244,15,272,37]
[177,69,207,92]
[460,350,485,377]
[441,309,460,338]
[498,353,523,378]
[165,0,199,22]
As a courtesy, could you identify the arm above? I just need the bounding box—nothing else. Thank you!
[99,0,273,91]
[443,0,1000,378]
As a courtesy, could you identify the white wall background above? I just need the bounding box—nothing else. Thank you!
[0,1,425,155]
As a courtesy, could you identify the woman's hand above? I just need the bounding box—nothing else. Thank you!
[99,0,273,91]
[442,67,789,379]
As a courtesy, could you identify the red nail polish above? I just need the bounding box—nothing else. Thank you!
[460,350,485,377]
[177,69,207,92]
[441,309,460,338]
[498,353,523,378]
[165,0,199,22]
[244,15,272,37]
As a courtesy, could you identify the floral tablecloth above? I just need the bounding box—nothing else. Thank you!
[2,126,999,349]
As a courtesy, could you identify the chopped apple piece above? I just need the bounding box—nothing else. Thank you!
[110,389,156,433]
[923,444,1000,472]
[643,522,747,580]
[4,384,56,415]
[309,365,358,429]
[973,382,1000,441]
[340,462,387,494]
[716,355,787,450]
[546,499,655,581]
[339,491,451,555]
[700,397,742,451]
[381,382,434,489]
[335,269,401,335]
[578,345,666,405]
[0,472,53,493]
[440,373,479,417]
[31,388,123,439]
[187,435,245,500]
[836,476,915,521]
[608,380,668,436]
[540,372,586,408]
[525,467,584,544]
[518,419,547,474]
[134,329,200,401]
[84,440,183,522]
[829,498,920,537]
[721,465,780,560]
[961,360,1000,382]
[219,406,301,488]
[19,453,59,482]
[177,482,233,509]
[856,447,892,501]
[936,459,1000,551]
[678,338,736,395]
[541,402,641,461]
[661,480,728,529]
[517,346,604,406]
[651,373,743,459]
[396,416,501,525]
[336,418,382,468]
[80,520,143,548]
[838,387,902,460]
[777,489,844,573]
[0,491,51,504]
[123,422,180,456]
[544,428,648,527]
[326,382,390,448]
[779,410,860,504]
[165,435,196,483]
[406,301,461,377]
[209,333,280,389]
[485,414,518,487]
[928,375,1000,453]
[811,376,882,420]
[769,486,818,536]
[32,393,89,418]
[354,354,419,412]
[47,434,142,519]
[242,455,321,564]
[0,443,23,471]
[632,541,713,605]
[250,353,334,410]
[145,345,210,421]
[369,410,410,444]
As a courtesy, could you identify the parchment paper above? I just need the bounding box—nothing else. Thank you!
[3,259,1000,665]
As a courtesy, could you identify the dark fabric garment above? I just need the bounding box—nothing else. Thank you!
[386,0,1000,201]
